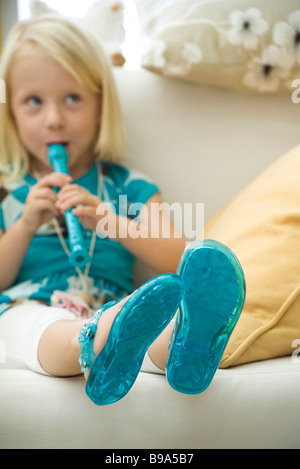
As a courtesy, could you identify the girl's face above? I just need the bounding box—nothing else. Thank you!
[10,50,101,178]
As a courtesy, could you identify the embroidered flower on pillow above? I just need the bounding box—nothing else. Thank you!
[227,8,269,50]
[243,45,294,92]
[142,40,202,76]
[181,42,203,64]
[142,40,166,68]
[273,10,300,65]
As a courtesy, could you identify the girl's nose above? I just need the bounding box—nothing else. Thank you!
[44,103,66,129]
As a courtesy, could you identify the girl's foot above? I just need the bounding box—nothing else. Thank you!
[78,273,183,405]
[166,240,245,394]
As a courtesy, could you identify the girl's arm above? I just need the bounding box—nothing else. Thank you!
[0,220,35,291]
[67,189,187,274]
[112,193,186,273]
[0,172,72,291]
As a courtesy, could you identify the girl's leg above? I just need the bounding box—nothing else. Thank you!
[0,303,83,376]
[38,298,128,377]
[37,296,170,377]
[37,318,89,376]
[39,240,246,403]
[85,306,174,377]
[81,273,182,406]
[146,320,175,371]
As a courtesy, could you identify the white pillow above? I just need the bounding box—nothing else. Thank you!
[135,0,300,93]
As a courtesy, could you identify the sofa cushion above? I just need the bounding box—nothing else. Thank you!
[136,0,300,93]
[1,358,300,449]
[204,144,300,367]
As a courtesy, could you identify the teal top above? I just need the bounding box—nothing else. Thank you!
[0,162,159,315]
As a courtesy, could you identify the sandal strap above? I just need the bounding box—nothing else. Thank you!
[78,300,117,373]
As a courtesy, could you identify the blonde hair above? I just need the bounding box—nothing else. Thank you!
[0,15,127,183]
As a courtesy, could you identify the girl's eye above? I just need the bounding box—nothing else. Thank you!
[27,96,42,106]
[66,94,80,104]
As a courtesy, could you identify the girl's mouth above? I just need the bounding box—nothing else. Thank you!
[47,142,69,147]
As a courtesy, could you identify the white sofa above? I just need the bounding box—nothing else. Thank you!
[1,68,300,450]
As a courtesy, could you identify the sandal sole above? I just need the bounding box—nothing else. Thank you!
[166,240,245,394]
[86,273,183,405]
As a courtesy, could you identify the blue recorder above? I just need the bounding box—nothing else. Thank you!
[48,143,91,269]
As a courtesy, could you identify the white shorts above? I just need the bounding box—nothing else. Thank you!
[0,303,164,376]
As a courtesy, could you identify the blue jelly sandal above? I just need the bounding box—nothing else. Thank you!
[78,273,183,406]
[166,239,245,395]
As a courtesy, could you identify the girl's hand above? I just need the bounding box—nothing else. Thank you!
[20,172,72,235]
[55,183,103,231]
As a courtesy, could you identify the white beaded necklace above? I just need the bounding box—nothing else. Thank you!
[34,160,102,307]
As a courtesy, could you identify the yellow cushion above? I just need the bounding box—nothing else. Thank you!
[204,144,300,367]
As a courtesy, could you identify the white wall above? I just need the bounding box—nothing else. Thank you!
[1,0,18,43]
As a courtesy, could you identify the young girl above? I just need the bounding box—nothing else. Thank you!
[0,15,245,406]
